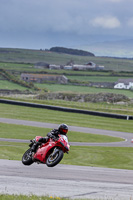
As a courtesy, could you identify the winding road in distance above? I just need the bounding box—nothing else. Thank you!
[0,117,133,199]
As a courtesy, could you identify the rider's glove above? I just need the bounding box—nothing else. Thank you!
[51,135,57,141]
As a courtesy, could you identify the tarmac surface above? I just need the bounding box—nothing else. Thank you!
[1,159,133,199]
[1,117,133,199]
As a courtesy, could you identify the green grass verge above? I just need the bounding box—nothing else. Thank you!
[0,194,65,200]
[1,143,133,170]
[0,123,124,143]
[1,97,133,116]
[0,103,133,133]
[64,146,133,170]
[0,142,27,160]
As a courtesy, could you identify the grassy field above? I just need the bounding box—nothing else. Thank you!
[0,123,123,142]
[1,96,133,116]
[1,77,133,98]
[0,103,133,133]
[65,146,133,169]
[67,75,133,82]
[0,80,28,90]
[0,62,34,71]
[34,83,133,98]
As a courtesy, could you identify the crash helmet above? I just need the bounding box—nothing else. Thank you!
[58,124,68,135]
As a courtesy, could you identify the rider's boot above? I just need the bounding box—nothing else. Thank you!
[31,142,40,152]
[31,137,48,152]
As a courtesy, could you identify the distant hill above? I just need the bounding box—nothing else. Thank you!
[0,47,96,65]
[49,47,95,57]
[78,39,133,58]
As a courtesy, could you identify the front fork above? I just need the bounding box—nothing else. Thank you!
[29,140,34,147]
[51,147,59,157]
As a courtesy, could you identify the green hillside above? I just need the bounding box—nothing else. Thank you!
[0,47,133,71]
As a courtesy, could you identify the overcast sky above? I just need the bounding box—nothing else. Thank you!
[0,0,133,54]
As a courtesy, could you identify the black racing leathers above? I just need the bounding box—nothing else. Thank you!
[47,129,59,139]
[31,129,61,152]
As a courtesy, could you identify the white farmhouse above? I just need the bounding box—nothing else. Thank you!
[114,79,133,89]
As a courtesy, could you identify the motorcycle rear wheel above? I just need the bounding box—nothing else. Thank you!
[22,148,34,165]
[46,149,64,167]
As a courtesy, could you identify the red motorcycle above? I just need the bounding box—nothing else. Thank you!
[22,134,70,167]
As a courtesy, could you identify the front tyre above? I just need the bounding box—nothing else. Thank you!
[22,148,34,165]
[46,149,64,167]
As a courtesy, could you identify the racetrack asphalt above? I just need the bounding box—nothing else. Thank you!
[1,159,133,200]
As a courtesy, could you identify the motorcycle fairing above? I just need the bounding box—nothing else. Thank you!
[33,135,70,163]
[33,139,57,163]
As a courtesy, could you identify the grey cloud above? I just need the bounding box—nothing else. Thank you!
[0,0,125,33]
[90,16,121,29]
[0,0,133,51]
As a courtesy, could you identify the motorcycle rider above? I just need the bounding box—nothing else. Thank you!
[31,124,68,152]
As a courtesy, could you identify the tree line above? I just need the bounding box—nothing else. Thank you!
[49,47,95,57]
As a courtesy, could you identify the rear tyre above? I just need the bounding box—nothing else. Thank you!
[22,148,34,165]
[46,149,64,167]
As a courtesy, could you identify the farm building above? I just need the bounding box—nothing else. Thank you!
[85,62,104,70]
[114,79,133,89]
[64,62,104,71]
[21,73,68,84]
[49,64,61,70]
[72,65,87,70]
[63,65,73,70]
[34,61,104,71]
[34,62,49,69]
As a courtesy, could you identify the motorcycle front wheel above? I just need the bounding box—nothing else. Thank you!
[22,148,34,165]
[46,148,64,167]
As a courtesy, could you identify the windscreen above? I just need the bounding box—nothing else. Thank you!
[60,135,68,143]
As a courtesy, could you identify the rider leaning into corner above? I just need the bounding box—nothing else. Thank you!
[31,124,69,152]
